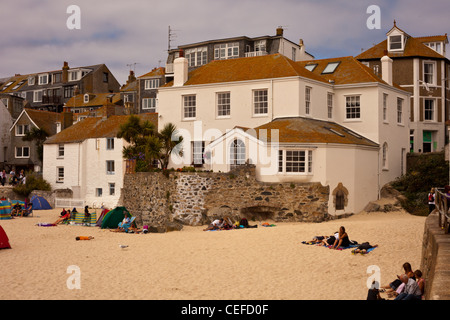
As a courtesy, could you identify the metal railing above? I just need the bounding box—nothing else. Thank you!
[245,51,268,58]
[434,188,450,233]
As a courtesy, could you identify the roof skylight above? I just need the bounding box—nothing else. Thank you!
[322,62,341,74]
[304,64,318,72]
[324,126,345,137]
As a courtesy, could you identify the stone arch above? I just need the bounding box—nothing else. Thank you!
[332,183,349,211]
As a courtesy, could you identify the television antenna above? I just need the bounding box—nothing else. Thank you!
[126,63,139,72]
[168,25,179,51]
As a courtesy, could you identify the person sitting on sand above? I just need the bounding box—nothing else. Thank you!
[203,218,224,231]
[21,202,33,217]
[414,270,425,299]
[351,242,378,254]
[380,262,415,294]
[54,209,71,224]
[11,203,22,216]
[330,226,350,249]
[83,206,91,222]
[111,213,132,232]
[393,274,422,300]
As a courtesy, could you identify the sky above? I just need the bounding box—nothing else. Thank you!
[1,0,449,86]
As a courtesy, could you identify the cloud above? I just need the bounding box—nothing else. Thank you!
[0,0,449,85]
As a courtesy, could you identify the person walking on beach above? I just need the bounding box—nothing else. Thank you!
[0,170,6,186]
[428,188,435,214]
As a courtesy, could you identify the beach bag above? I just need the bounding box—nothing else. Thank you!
[240,218,249,228]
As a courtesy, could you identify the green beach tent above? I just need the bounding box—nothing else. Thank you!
[100,206,134,229]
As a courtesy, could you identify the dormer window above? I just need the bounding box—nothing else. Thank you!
[84,94,89,103]
[38,74,49,85]
[389,35,403,50]
[28,76,35,86]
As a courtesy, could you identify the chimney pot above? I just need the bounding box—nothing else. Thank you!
[276,27,284,37]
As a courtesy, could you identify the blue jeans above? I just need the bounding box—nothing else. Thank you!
[395,293,421,300]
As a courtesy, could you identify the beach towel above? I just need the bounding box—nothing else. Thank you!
[36,223,56,227]
[261,223,276,227]
[301,241,359,250]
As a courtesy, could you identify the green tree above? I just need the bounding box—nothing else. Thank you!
[157,122,184,170]
[22,127,49,162]
[117,115,183,171]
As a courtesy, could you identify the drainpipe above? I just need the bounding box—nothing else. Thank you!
[271,79,274,121]
[377,147,381,200]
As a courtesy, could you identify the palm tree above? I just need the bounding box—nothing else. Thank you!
[117,116,183,171]
[117,115,157,160]
[157,123,183,170]
[22,127,49,162]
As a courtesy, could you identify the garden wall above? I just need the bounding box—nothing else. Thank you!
[120,165,330,228]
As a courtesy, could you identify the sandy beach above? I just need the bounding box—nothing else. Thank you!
[0,201,426,300]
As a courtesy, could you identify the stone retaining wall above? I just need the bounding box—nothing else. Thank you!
[121,165,330,227]
[420,212,450,300]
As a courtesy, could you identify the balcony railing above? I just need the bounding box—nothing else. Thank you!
[245,51,268,58]
[42,95,62,104]
[165,63,174,74]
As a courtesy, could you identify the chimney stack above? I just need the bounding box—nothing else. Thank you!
[381,53,393,85]
[127,70,136,84]
[173,56,188,87]
[276,27,284,37]
[62,61,69,83]
[299,39,305,57]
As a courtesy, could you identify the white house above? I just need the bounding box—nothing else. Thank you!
[157,53,410,215]
[42,113,158,208]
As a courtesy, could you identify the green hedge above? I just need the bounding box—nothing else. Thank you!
[391,152,448,216]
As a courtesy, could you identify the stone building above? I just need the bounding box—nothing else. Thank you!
[357,22,450,153]
[0,62,121,113]
[165,27,314,81]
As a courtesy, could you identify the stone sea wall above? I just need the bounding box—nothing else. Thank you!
[121,165,330,228]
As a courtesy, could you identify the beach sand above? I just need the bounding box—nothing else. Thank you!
[0,203,426,300]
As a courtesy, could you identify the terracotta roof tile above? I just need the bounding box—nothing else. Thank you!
[297,56,388,86]
[138,67,165,79]
[252,117,378,147]
[65,92,122,108]
[24,108,62,136]
[356,37,447,60]
[44,113,158,144]
[416,34,448,43]
[163,54,329,87]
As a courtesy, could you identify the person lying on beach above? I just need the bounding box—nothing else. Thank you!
[351,242,378,254]
[203,218,224,231]
[330,226,350,249]
[76,236,94,240]
[319,232,338,246]
[54,210,71,224]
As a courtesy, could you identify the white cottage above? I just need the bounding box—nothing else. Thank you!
[42,113,158,208]
[157,53,410,215]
